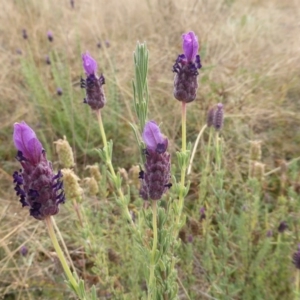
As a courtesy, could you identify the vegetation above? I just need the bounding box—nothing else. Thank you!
[1,0,300,299]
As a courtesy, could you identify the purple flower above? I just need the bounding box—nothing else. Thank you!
[200,207,206,221]
[139,121,171,201]
[22,29,28,40]
[13,122,43,165]
[82,52,98,76]
[173,31,202,103]
[81,52,106,110]
[278,221,288,233]
[182,32,199,63]
[20,245,28,256]
[13,122,65,220]
[142,121,168,153]
[207,103,224,130]
[47,31,53,42]
[45,55,51,65]
[57,87,63,96]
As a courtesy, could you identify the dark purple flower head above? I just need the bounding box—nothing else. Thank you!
[13,122,64,220]
[293,244,300,269]
[47,31,53,42]
[22,29,28,40]
[57,87,63,96]
[173,31,202,103]
[142,121,168,154]
[207,103,224,130]
[45,55,51,65]
[278,221,288,233]
[82,52,98,76]
[200,207,206,221]
[182,31,199,63]
[20,245,28,256]
[81,52,106,110]
[140,121,171,201]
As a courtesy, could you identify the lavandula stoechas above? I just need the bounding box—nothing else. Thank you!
[173,31,202,103]
[139,121,171,201]
[47,31,53,42]
[207,103,224,130]
[81,52,106,110]
[12,122,65,220]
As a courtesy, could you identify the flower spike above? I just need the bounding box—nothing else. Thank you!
[173,31,202,103]
[81,52,106,110]
[12,122,65,220]
[139,121,171,201]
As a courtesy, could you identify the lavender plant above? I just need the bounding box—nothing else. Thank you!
[12,122,96,300]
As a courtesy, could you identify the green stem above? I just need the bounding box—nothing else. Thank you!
[148,200,158,299]
[45,216,79,294]
[96,110,135,227]
[296,269,300,299]
[179,102,187,212]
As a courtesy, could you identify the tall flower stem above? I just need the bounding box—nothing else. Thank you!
[179,102,187,215]
[45,216,79,294]
[96,109,134,227]
[295,269,300,299]
[148,200,158,299]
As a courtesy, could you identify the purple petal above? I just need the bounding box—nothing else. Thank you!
[182,31,199,62]
[142,121,168,152]
[13,122,43,164]
[82,52,98,75]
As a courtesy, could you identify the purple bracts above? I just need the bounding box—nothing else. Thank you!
[173,31,202,103]
[13,122,65,220]
[81,52,106,110]
[140,121,171,201]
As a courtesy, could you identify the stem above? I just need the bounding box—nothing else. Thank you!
[52,216,77,275]
[179,102,187,211]
[96,109,135,227]
[187,124,207,175]
[296,269,300,299]
[148,200,158,299]
[45,216,79,294]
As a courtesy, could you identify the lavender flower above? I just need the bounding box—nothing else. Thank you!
[139,121,171,200]
[70,0,74,8]
[200,207,206,221]
[207,103,224,130]
[47,31,53,42]
[12,122,65,220]
[173,31,202,103]
[293,244,300,269]
[278,221,288,233]
[22,29,28,40]
[81,52,106,110]
[45,55,51,65]
[57,87,63,96]
[20,245,28,256]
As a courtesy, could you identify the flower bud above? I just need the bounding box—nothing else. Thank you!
[61,169,82,201]
[54,136,75,169]
[85,164,101,182]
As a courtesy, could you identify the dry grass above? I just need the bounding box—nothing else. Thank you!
[1,0,300,298]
